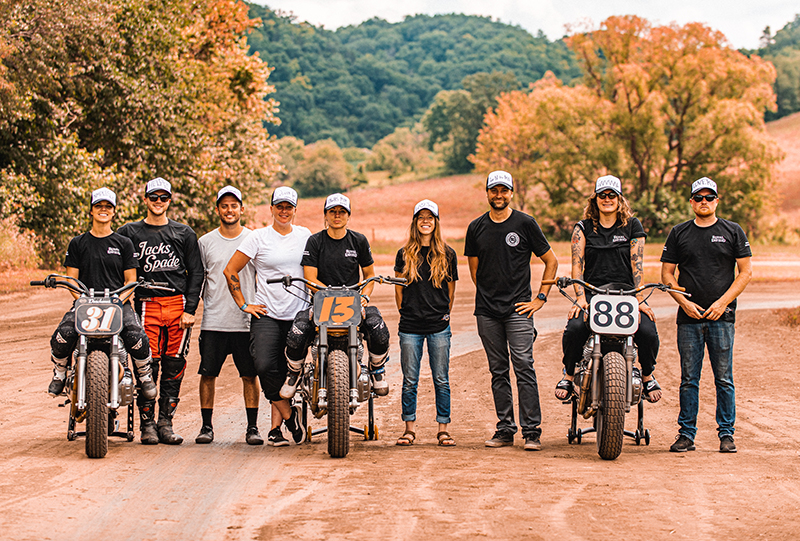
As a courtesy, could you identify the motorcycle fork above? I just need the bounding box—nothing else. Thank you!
[76,336,88,410]
[348,325,359,407]
[624,336,635,413]
[589,335,602,412]
[109,335,120,409]
[317,325,328,408]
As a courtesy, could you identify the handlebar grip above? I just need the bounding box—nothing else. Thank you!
[671,285,686,292]
[541,279,557,285]
[150,281,169,288]
[30,280,45,286]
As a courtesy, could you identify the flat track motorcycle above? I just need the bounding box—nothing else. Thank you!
[32,274,173,458]
[545,277,689,460]
[267,274,406,458]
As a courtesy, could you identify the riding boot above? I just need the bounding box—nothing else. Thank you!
[48,354,69,396]
[157,396,184,445]
[280,352,304,399]
[132,354,157,401]
[368,351,389,396]
[138,400,159,445]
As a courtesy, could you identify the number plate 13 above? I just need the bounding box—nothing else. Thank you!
[313,290,361,327]
[589,295,640,335]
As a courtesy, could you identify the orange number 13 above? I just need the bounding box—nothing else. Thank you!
[319,296,356,323]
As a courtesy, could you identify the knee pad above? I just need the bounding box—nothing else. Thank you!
[286,318,312,359]
[50,329,77,360]
[161,356,186,381]
[363,307,389,355]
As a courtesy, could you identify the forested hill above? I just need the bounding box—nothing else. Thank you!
[246,4,581,148]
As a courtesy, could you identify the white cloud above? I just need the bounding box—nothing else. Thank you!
[256,0,799,49]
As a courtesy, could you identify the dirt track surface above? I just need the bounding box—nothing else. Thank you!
[2,270,800,540]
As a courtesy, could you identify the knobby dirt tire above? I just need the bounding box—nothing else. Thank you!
[326,349,350,458]
[597,351,626,460]
[85,350,109,458]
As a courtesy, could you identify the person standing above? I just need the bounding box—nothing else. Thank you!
[195,186,262,445]
[283,193,391,399]
[554,176,662,402]
[464,171,558,451]
[661,177,752,453]
[224,186,310,447]
[48,188,157,401]
[394,200,458,447]
[118,178,203,445]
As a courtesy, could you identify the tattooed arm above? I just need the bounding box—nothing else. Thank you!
[224,250,267,319]
[569,225,587,318]
[630,237,655,321]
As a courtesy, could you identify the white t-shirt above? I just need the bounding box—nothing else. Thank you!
[198,228,255,332]
[237,224,312,320]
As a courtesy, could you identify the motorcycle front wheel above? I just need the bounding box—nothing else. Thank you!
[85,350,109,458]
[326,349,350,458]
[596,351,626,460]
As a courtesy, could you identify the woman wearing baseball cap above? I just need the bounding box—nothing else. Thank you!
[394,200,459,447]
[554,175,662,403]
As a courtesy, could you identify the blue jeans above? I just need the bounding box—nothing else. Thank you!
[677,321,736,440]
[399,327,452,424]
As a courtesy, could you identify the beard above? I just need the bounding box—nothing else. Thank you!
[490,199,509,211]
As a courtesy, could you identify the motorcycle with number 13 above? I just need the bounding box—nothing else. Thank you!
[31,274,173,458]
[545,277,689,460]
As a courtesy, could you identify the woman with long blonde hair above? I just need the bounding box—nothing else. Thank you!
[394,200,458,447]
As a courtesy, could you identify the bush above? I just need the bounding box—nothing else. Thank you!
[0,218,41,271]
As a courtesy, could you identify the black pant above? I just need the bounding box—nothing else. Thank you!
[285,305,389,362]
[250,316,292,402]
[561,312,660,376]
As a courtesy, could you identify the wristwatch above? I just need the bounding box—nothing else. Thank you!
[536,292,547,303]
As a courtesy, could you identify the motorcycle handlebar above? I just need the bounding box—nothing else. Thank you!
[548,277,690,297]
[29,280,46,287]
[266,274,408,291]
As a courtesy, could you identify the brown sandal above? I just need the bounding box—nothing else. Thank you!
[396,431,416,446]
[437,431,456,447]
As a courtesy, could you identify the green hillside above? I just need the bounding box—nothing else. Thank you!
[755,14,800,120]
[247,5,581,148]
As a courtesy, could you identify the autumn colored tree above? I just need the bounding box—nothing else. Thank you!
[473,16,783,238]
[0,0,280,265]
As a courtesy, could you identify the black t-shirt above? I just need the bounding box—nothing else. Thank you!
[302,229,374,286]
[116,219,203,314]
[579,217,646,289]
[464,209,551,318]
[661,218,752,324]
[64,231,138,293]
[394,245,459,334]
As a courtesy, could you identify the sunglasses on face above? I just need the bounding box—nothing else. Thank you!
[597,191,618,200]
[147,194,171,202]
[692,194,717,202]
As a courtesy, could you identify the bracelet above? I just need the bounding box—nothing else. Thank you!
[240,303,248,311]
[362,295,370,303]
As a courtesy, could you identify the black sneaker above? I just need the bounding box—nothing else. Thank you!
[268,427,289,447]
[670,434,696,452]
[48,375,66,396]
[485,431,514,447]
[195,425,214,444]
[523,436,542,451]
[246,426,264,446]
[719,435,737,453]
[284,404,306,444]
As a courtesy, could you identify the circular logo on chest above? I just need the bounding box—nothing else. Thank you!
[505,232,520,247]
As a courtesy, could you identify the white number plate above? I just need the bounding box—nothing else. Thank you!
[589,294,639,335]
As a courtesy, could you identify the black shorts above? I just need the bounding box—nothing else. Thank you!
[198,330,257,378]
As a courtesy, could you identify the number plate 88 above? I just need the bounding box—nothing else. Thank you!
[589,294,640,335]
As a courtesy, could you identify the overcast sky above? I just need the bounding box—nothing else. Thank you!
[256,0,799,50]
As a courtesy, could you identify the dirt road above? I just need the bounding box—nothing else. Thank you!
[2,271,800,540]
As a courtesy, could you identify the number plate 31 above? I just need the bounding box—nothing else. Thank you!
[589,294,640,335]
[74,297,124,335]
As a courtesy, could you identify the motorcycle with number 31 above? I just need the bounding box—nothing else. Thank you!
[545,277,689,460]
[31,274,173,458]
[267,274,406,458]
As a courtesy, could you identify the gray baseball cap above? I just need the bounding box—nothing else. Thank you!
[145,177,172,195]
[216,185,242,204]
[271,186,298,207]
[691,177,718,195]
[324,193,351,213]
[595,175,622,195]
[91,187,117,207]
[487,170,513,190]
[414,199,439,218]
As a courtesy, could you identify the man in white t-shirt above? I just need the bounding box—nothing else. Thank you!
[195,186,262,445]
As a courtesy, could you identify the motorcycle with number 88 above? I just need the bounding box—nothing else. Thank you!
[544,277,689,460]
[31,274,173,458]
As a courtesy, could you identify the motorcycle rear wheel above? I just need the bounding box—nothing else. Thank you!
[597,351,626,460]
[326,349,350,458]
[85,350,109,458]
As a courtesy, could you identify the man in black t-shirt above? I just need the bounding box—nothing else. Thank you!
[464,171,558,451]
[283,193,391,397]
[661,177,752,454]
[48,188,157,401]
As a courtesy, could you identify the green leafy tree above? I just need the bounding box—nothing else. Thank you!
[758,15,800,120]
[290,139,352,197]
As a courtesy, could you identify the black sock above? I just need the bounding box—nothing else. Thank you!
[201,408,213,427]
[246,407,258,428]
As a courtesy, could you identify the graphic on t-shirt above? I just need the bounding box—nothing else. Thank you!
[136,240,180,273]
[505,232,520,247]
[344,249,358,258]
[711,235,726,243]
[612,235,628,243]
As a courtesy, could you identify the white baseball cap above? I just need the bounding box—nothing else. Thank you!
[595,175,622,195]
[145,177,172,195]
[216,185,242,204]
[414,199,439,218]
[487,170,513,190]
[271,186,298,207]
[91,187,117,207]
[324,193,351,213]
[691,177,718,195]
